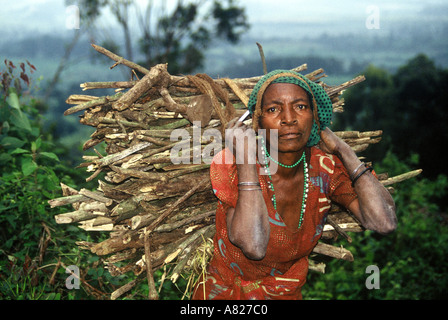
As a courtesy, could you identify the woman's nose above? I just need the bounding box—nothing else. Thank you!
[280,107,298,125]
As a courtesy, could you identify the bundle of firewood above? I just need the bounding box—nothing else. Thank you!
[49,44,421,299]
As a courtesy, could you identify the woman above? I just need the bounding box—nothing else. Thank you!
[192,70,397,300]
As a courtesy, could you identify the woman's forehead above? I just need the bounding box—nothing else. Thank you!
[262,83,310,101]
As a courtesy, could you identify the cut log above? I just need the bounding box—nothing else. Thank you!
[312,242,354,261]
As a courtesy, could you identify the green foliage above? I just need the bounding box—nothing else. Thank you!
[135,269,191,300]
[0,60,121,300]
[212,0,249,44]
[391,55,448,178]
[141,0,249,74]
[95,0,250,75]
[335,54,448,179]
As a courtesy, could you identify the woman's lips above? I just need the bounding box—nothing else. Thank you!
[279,132,301,139]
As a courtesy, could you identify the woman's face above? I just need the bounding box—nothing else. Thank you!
[259,83,314,153]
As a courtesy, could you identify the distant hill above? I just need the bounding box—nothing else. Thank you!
[1,14,446,161]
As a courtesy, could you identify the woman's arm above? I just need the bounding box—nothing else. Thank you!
[319,128,397,234]
[224,118,270,260]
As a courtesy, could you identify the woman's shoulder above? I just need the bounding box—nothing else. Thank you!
[210,148,239,208]
[210,148,238,183]
[211,148,235,164]
[310,145,335,165]
[310,145,336,159]
[309,146,346,175]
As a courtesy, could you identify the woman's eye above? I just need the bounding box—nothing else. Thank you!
[295,104,307,110]
[266,106,278,113]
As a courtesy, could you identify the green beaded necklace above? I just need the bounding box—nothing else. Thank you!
[261,139,309,229]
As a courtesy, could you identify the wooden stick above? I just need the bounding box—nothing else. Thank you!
[111,275,145,300]
[97,141,152,167]
[111,194,145,223]
[344,137,382,147]
[48,194,88,208]
[168,64,308,91]
[308,260,326,273]
[351,144,370,153]
[144,229,159,300]
[159,87,188,114]
[81,81,137,91]
[335,130,382,139]
[110,163,209,185]
[78,220,114,232]
[131,213,157,231]
[325,75,366,97]
[64,93,122,116]
[54,210,100,224]
[99,117,148,129]
[112,64,167,111]
[326,215,353,243]
[256,42,268,75]
[145,178,211,234]
[323,222,363,233]
[79,201,108,212]
[223,78,249,107]
[91,44,150,75]
[60,183,80,197]
[65,94,99,104]
[154,210,215,233]
[86,168,103,183]
[79,189,114,206]
[312,242,354,261]
[91,231,142,256]
[381,169,422,186]
[306,68,326,82]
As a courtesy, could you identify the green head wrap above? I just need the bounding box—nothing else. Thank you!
[248,69,333,147]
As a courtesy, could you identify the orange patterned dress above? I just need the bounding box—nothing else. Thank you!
[192,147,357,300]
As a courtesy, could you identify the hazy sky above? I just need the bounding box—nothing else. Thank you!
[1,0,447,38]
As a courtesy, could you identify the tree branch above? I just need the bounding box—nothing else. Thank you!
[91,43,150,75]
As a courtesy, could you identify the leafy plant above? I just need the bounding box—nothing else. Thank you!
[0,59,117,300]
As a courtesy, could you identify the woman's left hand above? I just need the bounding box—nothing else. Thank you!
[318,127,346,156]
[319,127,397,234]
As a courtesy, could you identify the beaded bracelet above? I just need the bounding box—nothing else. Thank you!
[351,166,373,187]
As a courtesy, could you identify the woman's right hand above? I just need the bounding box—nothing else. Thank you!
[225,117,258,166]
[224,118,269,260]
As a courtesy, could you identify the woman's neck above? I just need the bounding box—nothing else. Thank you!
[263,146,307,179]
